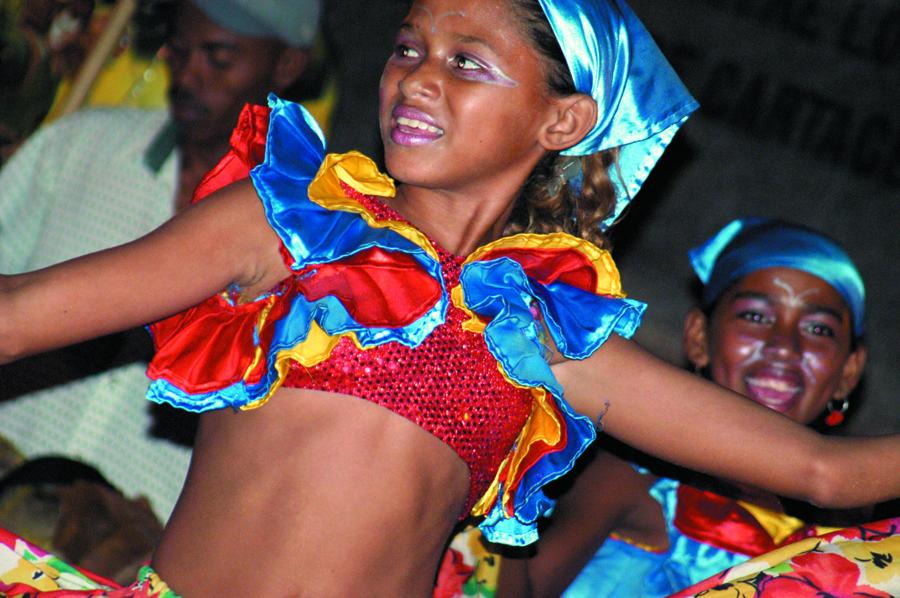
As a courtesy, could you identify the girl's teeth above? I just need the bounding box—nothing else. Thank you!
[397,116,443,134]
[747,377,799,393]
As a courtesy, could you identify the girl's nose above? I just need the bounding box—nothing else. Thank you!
[399,59,441,100]
[763,324,801,361]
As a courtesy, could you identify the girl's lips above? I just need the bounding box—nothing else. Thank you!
[744,371,803,414]
[390,105,444,146]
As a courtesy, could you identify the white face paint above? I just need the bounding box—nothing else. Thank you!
[772,276,819,308]
[410,5,518,88]
[380,0,552,203]
[706,268,856,425]
[415,6,466,34]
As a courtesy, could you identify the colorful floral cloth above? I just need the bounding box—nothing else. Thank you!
[563,475,835,597]
[437,477,900,598]
[436,525,503,598]
[670,517,900,597]
[0,528,177,597]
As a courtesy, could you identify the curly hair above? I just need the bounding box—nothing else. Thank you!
[504,0,620,248]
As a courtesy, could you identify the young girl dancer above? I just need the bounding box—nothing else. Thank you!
[494,218,895,598]
[1,0,898,596]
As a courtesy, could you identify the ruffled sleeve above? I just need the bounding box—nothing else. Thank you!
[146,95,447,411]
[455,233,646,545]
[145,95,646,549]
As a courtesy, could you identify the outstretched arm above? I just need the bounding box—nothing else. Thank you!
[0,178,289,364]
[496,449,658,598]
[553,334,900,508]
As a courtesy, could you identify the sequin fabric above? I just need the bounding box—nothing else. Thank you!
[283,187,534,512]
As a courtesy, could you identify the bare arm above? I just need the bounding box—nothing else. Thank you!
[0,178,289,363]
[553,334,900,508]
[497,450,658,598]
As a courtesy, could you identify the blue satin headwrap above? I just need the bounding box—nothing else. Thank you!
[689,218,866,337]
[537,0,698,228]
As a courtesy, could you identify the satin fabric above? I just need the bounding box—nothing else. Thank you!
[565,476,883,598]
[459,234,645,543]
[147,97,448,410]
[563,476,750,598]
[688,217,866,337]
[145,96,646,546]
[673,485,827,558]
[670,517,900,598]
[537,0,698,228]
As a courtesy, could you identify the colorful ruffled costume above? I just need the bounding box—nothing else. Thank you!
[562,476,843,597]
[145,95,645,545]
[436,480,895,598]
[0,94,642,594]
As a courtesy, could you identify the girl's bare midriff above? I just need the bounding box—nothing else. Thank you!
[151,388,470,597]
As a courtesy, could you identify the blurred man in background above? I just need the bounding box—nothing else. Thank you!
[0,1,321,580]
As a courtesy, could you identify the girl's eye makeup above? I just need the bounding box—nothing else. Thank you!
[452,54,483,71]
[387,26,518,88]
[393,43,421,60]
[450,53,518,87]
[736,309,772,325]
[803,322,836,337]
[732,297,773,326]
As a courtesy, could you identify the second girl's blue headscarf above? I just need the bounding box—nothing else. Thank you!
[537,0,698,229]
[689,218,866,338]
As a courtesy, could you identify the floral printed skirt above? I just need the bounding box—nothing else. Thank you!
[0,527,178,597]
[669,517,899,597]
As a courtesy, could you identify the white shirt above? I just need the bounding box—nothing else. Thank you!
[0,107,191,521]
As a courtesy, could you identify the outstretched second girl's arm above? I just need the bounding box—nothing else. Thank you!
[0,179,288,364]
[555,333,900,508]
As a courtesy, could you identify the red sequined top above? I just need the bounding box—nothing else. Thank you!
[283,190,534,512]
[146,99,644,543]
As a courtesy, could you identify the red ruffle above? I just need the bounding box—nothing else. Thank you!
[476,246,600,292]
[191,103,271,205]
[673,485,819,557]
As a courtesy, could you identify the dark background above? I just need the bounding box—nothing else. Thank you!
[611,0,899,435]
[325,0,898,436]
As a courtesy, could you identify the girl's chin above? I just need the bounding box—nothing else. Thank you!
[745,385,801,416]
[384,155,442,186]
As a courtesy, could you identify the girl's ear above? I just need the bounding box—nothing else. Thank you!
[834,344,867,399]
[539,93,598,151]
[273,47,311,93]
[682,307,711,370]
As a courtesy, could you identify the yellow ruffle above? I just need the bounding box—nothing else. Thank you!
[471,385,566,518]
[458,232,627,518]
[307,151,440,261]
[464,232,625,296]
[738,500,836,546]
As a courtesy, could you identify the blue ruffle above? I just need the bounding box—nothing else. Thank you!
[250,95,448,349]
[146,96,449,412]
[461,255,646,545]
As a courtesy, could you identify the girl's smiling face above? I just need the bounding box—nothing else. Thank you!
[693,267,865,424]
[378,0,559,196]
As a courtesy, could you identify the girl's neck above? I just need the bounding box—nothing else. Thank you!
[391,184,517,257]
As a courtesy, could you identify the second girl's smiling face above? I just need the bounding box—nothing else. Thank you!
[705,267,861,424]
[379,0,558,195]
